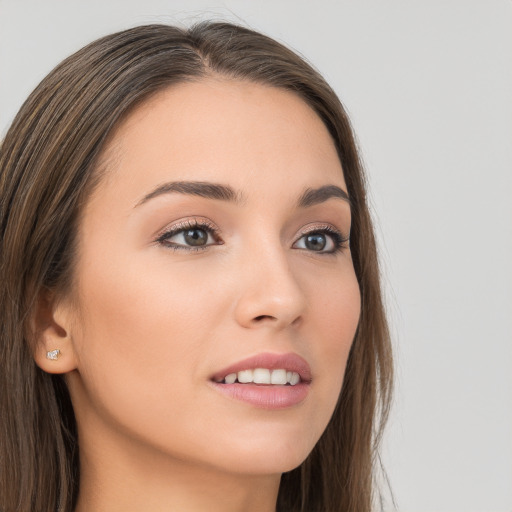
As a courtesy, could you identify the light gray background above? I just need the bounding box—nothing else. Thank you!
[1,1,511,511]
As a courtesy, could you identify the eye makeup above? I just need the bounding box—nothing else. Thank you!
[154,216,349,255]
[293,224,349,255]
[155,218,223,251]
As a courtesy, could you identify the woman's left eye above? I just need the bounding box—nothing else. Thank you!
[293,228,348,254]
[156,222,220,250]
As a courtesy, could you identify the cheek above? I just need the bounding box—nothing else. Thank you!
[307,260,361,349]
[303,262,361,412]
[71,253,216,423]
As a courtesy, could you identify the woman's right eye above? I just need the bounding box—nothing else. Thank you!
[156,221,221,251]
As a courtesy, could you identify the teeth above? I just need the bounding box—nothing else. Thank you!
[221,368,301,385]
[237,369,253,383]
[271,369,287,385]
[224,373,237,384]
[289,372,300,386]
[253,368,271,384]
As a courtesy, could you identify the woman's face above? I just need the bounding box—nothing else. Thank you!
[64,79,361,475]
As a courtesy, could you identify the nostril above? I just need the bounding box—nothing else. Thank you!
[254,315,275,322]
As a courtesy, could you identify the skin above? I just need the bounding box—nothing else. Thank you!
[35,79,361,512]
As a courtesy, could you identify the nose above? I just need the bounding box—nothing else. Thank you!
[233,245,307,330]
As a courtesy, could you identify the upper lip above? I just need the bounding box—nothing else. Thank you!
[211,352,312,382]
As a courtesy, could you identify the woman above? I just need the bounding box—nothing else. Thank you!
[0,22,392,512]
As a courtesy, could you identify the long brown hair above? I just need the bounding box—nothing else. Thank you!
[0,22,392,512]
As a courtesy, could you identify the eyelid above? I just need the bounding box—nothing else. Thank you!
[296,222,349,240]
[293,223,350,253]
[154,217,222,249]
[153,218,349,253]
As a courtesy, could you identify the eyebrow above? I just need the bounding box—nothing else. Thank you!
[135,181,243,207]
[135,181,350,208]
[297,185,351,208]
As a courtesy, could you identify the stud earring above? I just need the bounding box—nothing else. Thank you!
[46,349,60,360]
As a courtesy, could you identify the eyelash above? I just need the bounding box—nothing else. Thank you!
[155,219,222,252]
[295,224,350,254]
[155,220,349,254]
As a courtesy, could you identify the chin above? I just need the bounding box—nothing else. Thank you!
[202,431,317,476]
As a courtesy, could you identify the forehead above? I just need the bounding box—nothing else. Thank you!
[94,78,347,205]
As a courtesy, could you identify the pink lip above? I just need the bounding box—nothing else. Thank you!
[209,352,311,410]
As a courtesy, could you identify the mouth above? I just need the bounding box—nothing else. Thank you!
[211,352,311,385]
[210,352,311,409]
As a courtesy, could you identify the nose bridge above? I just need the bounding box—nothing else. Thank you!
[234,232,307,329]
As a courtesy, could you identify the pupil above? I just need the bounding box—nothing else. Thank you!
[305,233,326,251]
[184,229,207,246]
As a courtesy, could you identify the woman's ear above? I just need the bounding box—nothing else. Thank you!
[31,290,79,374]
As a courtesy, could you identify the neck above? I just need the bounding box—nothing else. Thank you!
[73,423,280,512]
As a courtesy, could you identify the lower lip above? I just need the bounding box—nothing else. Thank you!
[210,382,310,409]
